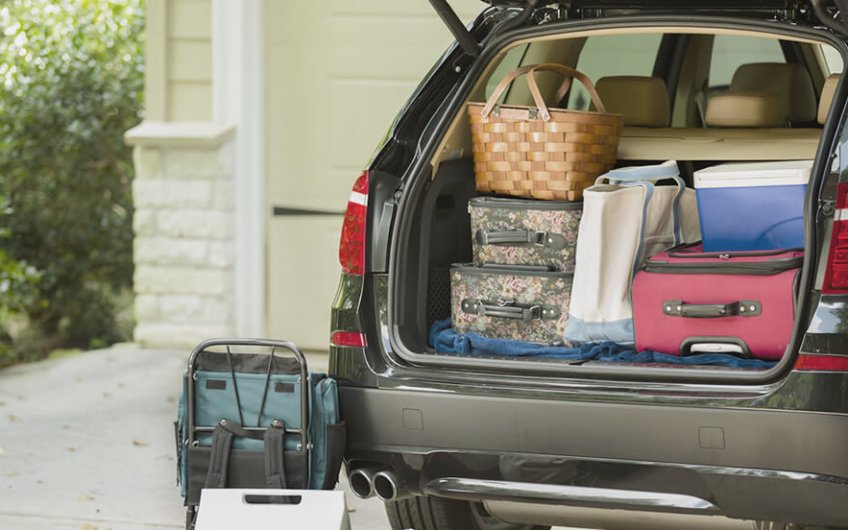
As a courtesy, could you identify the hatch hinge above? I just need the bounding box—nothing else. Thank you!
[811,0,848,35]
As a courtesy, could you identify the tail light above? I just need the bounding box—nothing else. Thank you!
[339,171,369,275]
[795,354,848,371]
[330,331,368,348]
[798,182,848,372]
[822,183,848,294]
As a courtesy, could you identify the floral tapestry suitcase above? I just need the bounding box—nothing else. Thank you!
[469,197,583,272]
[450,263,573,344]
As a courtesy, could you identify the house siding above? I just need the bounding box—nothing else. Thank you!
[263,0,481,349]
[145,0,213,121]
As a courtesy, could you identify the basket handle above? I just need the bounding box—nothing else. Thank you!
[480,64,574,119]
[480,63,607,121]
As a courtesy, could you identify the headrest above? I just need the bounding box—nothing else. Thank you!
[730,62,817,124]
[705,91,784,127]
[818,73,841,125]
[595,76,670,127]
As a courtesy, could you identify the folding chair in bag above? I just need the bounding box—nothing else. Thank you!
[175,339,346,528]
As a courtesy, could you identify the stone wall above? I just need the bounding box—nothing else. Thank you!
[126,122,236,348]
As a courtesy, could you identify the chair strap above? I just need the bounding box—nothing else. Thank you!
[204,421,235,488]
[264,421,287,489]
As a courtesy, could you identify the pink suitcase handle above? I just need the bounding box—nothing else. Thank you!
[662,300,762,318]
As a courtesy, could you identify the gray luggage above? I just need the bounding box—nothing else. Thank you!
[469,197,582,272]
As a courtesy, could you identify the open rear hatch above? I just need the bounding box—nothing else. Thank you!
[382,4,848,382]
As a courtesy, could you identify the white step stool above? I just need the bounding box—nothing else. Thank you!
[195,489,352,530]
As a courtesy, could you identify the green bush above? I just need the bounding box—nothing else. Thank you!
[0,0,144,363]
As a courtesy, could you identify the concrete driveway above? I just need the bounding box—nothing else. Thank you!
[0,344,390,530]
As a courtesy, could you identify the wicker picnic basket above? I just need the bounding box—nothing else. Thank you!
[468,63,623,201]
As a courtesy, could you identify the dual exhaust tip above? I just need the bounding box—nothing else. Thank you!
[349,467,408,501]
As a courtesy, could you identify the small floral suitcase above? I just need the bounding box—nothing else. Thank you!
[468,197,582,272]
[450,263,573,344]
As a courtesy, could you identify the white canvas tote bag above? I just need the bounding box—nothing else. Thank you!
[563,160,700,345]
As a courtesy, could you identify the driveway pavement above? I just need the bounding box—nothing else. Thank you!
[0,344,389,530]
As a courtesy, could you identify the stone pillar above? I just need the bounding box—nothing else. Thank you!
[125,122,236,348]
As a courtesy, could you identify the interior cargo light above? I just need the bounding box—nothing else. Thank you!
[822,183,848,294]
[330,331,367,348]
[339,171,369,275]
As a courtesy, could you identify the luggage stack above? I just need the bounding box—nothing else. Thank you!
[455,61,620,344]
[458,60,808,364]
[450,197,582,344]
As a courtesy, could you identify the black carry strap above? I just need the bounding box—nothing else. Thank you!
[264,420,287,489]
[205,420,236,488]
[204,419,287,489]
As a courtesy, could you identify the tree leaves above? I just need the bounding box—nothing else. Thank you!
[0,0,144,360]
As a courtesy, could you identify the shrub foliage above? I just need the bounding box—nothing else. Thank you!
[0,0,144,363]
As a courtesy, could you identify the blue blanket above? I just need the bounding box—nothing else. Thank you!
[429,320,776,369]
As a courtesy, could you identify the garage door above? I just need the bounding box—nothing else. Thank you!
[264,0,482,350]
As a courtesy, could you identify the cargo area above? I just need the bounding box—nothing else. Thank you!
[388,24,845,377]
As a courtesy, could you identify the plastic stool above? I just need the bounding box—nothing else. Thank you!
[195,489,351,530]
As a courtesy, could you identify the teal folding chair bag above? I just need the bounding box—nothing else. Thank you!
[175,339,346,514]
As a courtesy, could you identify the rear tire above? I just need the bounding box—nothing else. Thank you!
[385,496,549,530]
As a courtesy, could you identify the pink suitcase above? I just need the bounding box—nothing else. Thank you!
[632,244,803,360]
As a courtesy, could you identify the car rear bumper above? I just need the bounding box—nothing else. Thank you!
[340,386,848,526]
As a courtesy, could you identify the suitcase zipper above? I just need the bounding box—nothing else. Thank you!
[643,257,803,275]
[667,243,802,260]
[469,196,583,211]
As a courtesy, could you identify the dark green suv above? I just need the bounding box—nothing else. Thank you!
[330,1,848,528]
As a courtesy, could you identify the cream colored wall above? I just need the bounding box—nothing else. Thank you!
[145,0,213,121]
[129,0,227,348]
[264,0,482,349]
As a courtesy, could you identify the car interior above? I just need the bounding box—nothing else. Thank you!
[392,26,846,374]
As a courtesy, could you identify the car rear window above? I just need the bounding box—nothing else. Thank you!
[709,35,786,90]
[568,33,663,109]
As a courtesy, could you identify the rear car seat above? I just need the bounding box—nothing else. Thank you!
[818,73,840,125]
[705,91,784,127]
[608,70,825,160]
[728,62,818,126]
[595,76,670,127]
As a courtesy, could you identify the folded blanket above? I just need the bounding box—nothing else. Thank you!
[429,319,776,369]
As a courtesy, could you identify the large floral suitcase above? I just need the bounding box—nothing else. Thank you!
[632,244,803,359]
[450,263,573,344]
[469,197,582,272]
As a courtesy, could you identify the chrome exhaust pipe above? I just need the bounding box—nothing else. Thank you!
[348,467,379,499]
[373,470,412,501]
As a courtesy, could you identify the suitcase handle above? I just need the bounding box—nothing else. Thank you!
[475,229,567,250]
[461,298,560,321]
[679,337,753,358]
[663,300,762,318]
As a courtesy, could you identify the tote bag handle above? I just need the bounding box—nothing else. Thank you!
[595,160,685,247]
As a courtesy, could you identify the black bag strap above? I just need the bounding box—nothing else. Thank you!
[204,418,288,489]
[264,420,287,489]
[205,420,235,488]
